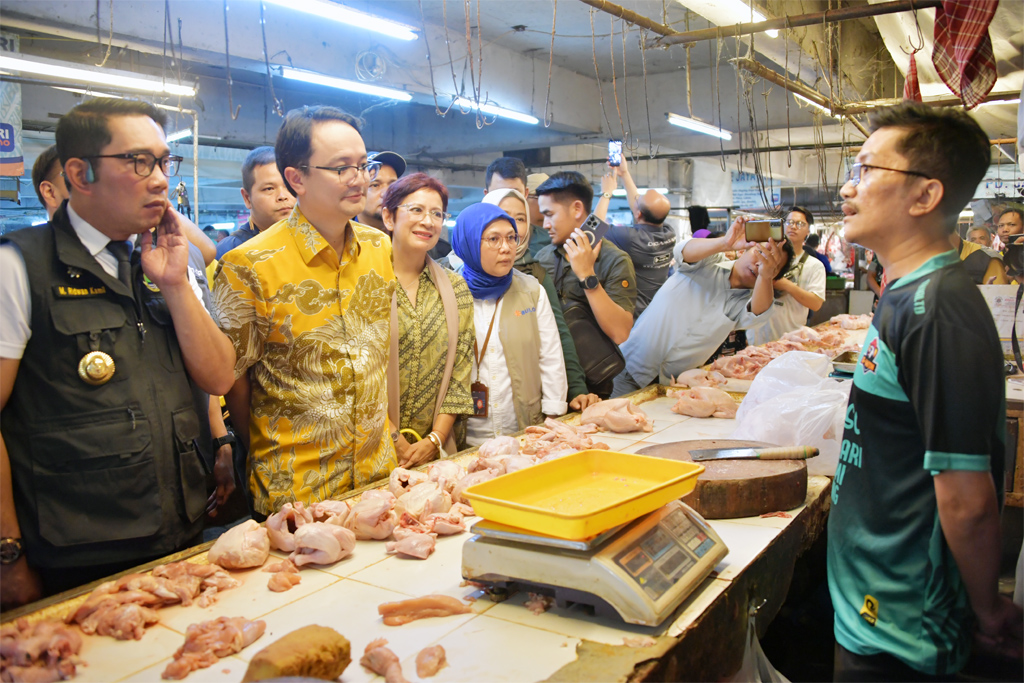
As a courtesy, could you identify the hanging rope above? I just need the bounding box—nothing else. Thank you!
[639,29,658,157]
[94,0,114,68]
[419,0,451,116]
[541,0,557,127]
[259,2,284,117]
[620,20,635,154]
[609,17,627,143]
[222,0,241,120]
[590,9,613,137]
[714,37,726,172]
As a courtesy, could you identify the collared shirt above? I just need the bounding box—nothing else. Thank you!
[747,252,827,345]
[213,208,397,514]
[397,265,475,440]
[535,238,637,315]
[465,286,567,446]
[606,221,676,318]
[215,219,261,260]
[618,240,772,386]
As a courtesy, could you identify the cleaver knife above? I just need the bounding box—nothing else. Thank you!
[689,446,819,462]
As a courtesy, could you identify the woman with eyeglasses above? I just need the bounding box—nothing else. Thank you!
[381,173,476,466]
[450,203,567,447]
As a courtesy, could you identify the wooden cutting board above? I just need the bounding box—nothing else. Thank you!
[636,439,807,519]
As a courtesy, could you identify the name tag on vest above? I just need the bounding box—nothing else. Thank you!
[54,285,107,298]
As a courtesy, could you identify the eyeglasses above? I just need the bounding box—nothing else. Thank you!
[845,162,931,186]
[398,204,450,223]
[87,152,183,178]
[784,219,808,228]
[481,233,522,250]
[300,160,381,183]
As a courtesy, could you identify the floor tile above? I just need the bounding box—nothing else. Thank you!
[640,417,739,444]
[706,520,782,581]
[399,614,580,683]
[158,563,342,634]
[589,434,647,452]
[79,623,185,682]
[316,537,393,578]
[245,579,478,683]
[119,652,250,683]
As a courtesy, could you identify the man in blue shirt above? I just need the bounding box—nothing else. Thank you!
[216,147,295,259]
[803,233,832,275]
[829,102,1022,680]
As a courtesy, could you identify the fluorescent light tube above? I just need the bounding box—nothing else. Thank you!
[265,0,417,41]
[280,67,413,101]
[166,128,192,143]
[975,98,1021,108]
[666,113,733,140]
[454,97,539,125]
[0,55,195,97]
[793,93,841,118]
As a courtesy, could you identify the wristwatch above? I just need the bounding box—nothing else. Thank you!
[0,537,23,565]
[212,434,236,452]
[601,192,612,199]
[579,274,599,291]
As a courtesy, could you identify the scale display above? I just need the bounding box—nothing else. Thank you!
[614,508,712,601]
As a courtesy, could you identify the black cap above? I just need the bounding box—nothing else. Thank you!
[367,151,406,177]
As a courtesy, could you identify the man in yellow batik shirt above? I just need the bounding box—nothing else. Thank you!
[214,106,397,516]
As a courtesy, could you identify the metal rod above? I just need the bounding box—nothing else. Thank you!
[841,92,1022,115]
[732,58,870,137]
[576,0,678,37]
[650,0,942,47]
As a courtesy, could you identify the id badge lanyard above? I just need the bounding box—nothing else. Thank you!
[472,297,502,418]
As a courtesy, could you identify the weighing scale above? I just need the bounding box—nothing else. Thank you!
[461,500,728,627]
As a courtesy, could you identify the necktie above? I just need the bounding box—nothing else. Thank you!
[105,240,133,291]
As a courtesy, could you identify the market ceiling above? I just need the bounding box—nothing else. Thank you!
[2,0,1020,168]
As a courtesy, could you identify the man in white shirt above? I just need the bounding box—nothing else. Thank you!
[748,206,827,345]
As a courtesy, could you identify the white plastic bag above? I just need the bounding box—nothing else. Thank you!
[732,351,850,476]
[725,606,791,683]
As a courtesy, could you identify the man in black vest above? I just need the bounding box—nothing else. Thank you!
[0,98,236,609]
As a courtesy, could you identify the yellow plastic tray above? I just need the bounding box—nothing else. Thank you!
[463,450,704,540]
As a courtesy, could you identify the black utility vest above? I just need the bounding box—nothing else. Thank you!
[1,206,207,569]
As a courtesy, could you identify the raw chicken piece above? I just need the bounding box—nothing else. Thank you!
[265,502,314,553]
[262,558,299,573]
[345,495,397,540]
[207,519,270,569]
[817,327,848,347]
[427,460,465,494]
[669,390,716,418]
[0,618,83,683]
[524,593,554,615]
[309,500,351,526]
[424,502,475,536]
[521,418,601,455]
[467,455,509,475]
[360,639,409,683]
[361,489,398,506]
[710,354,767,380]
[780,326,822,344]
[288,522,356,567]
[673,386,738,419]
[580,398,654,433]
[451,468,500,505]
[477,435,519,458]
[67,588,162,626]
[670,368,727,388]
[385,532,436,559]
[161,617,265,680]
[378,595,472,625]
[415,645,447,678]
[394,482,451,521]
[199,570,241,592]
[80,602,160,640]
[196,586,218,608]
[502,455,537,474]
[830,313,871,329]
[114,573,184,604]
[763,340,807,356]
[267,572,302,592]
[389,467,429,499]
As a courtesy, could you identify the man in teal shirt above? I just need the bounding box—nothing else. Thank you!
[829,102,1022,680]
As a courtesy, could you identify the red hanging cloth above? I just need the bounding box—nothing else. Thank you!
[931,0,999,109]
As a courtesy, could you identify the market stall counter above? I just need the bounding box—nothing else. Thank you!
[1,383,834,683]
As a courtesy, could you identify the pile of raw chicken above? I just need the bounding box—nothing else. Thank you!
[709,315,869,381]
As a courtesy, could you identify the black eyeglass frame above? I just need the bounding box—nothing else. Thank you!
[86,152,184,178]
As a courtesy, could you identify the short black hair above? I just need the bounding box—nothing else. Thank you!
[275,105,362,196]
[774,239,797,281]
[485,157,527,191]
[787,205,814,225]
[998,207,1023,224]
[31,145,61,204]
[534,171,593,213]
[804,233,821,248]
[55,98,167,182]
[868,102,990,224]
[242,146,276,194]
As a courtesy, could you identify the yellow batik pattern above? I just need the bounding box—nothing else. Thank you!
[214,207,397,515]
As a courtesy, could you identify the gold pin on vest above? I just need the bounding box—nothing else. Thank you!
[78,351,116,385]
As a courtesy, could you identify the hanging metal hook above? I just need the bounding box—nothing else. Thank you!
[901,0,925,55]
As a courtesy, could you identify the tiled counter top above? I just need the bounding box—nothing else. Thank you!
[3,391,832,683]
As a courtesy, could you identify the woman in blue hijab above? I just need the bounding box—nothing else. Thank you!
[450,204,567,446]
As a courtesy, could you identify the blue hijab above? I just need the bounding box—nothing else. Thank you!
[451,203,518,301]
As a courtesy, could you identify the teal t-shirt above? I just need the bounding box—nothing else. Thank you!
[827,251,1005,675]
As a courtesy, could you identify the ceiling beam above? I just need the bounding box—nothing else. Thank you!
[650,0,942,47]
[575,0,677,37]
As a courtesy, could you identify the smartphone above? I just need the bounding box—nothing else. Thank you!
[745,220,783,242]
[580,213,612,247]
[608,140,623,167]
